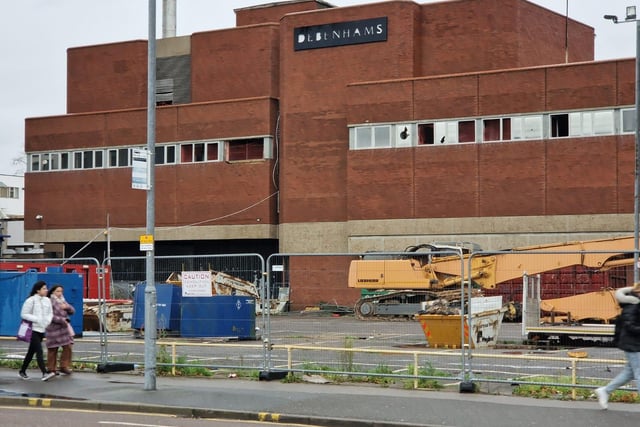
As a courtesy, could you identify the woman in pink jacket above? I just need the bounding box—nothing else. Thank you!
[44,284,76,378]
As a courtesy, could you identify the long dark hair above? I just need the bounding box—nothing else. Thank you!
[47,284,63,298]
[29,280,47,296]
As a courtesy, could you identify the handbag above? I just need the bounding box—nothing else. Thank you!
[16,320,33,342]
[67,321,75,337]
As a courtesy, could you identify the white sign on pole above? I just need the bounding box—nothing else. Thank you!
[139,234,154,252]
[181,271,212,297]
[132,148,151,190]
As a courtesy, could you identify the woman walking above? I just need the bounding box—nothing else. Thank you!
[45,284,76,376]
[18,281,53,381]
[595,283,640,409]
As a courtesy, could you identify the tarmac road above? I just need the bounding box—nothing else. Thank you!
[1,406,306,427]
[0,368,639,427]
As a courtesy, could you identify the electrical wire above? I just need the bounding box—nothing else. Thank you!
[109,190,279,231]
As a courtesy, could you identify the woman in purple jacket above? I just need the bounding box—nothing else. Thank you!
[45,284,76,378]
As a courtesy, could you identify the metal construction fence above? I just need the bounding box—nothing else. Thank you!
[0,246,637,396]
[106,254,266,300]
[259,248,634,393]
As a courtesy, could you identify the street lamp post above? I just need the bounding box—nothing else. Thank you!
[605,6,640,286]
[144,0,157,391]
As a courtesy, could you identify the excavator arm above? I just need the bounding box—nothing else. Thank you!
[349,236,635,291]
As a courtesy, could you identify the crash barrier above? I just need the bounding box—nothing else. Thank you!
[1,242,636,394]
[279,344,631,397]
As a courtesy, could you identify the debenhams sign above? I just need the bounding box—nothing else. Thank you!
[294,17,387,51]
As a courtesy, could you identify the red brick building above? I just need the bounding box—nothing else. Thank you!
[23,0,635,308]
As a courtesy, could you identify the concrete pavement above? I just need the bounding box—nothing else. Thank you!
[0,368,639,427]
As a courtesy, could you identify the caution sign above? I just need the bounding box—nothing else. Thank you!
[139,234,154,252]
[181,271,213,297]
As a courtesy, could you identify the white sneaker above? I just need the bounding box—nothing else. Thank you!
[595,387,608,410]
[41,372,56,382]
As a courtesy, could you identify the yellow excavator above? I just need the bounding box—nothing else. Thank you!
[348,236,635,319]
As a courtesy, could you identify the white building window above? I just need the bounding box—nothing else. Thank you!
[107,148,132,167]
[0,186,19,199]
[394,124,414,147]
[417,120,476,145]
[60,152,70,170]
[155,145,177,165]
[483,118,511,141]
[622,108,637,134]
[226,138,266,161]
[180,141,224,163]
[353,125,392,149]
[511,115,543,140]
[30,154,40,172]
[49,153,60,170]
[73,151,83,169]
[41,154,50,171]
[552,110,614,138]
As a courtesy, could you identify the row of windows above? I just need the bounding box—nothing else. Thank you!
[0,186,20,199]
[350,108,636,150]
[29,137,272,172]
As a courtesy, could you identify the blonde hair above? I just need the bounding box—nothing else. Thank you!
[634,282,640,292]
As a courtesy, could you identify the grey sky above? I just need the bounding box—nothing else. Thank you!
[0,0,636,175]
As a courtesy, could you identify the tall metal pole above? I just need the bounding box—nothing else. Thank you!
[144,0,157,391]
[605,8,640,285]
[634,18,640,286]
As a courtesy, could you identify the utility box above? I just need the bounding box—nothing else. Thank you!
[180,296,256,339]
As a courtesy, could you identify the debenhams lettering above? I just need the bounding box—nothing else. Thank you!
[294,17,387,51]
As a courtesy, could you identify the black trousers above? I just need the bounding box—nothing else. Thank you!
[20,331,46,374]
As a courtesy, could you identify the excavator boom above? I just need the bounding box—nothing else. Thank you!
[348,236,635,319]
[349,236,635,291]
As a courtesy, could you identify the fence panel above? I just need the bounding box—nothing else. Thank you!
[259,247,634,394]
[465,247,633,391]
[263,251,468,386]
[107,254,265,300]
[98,254,266,372]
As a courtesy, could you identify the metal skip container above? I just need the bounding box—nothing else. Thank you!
[131,283,182,334]
[416,296,507,349]
[180,295,256,339]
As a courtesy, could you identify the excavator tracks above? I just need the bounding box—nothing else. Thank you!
[354,289,460,320]
[354,289,478,320]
